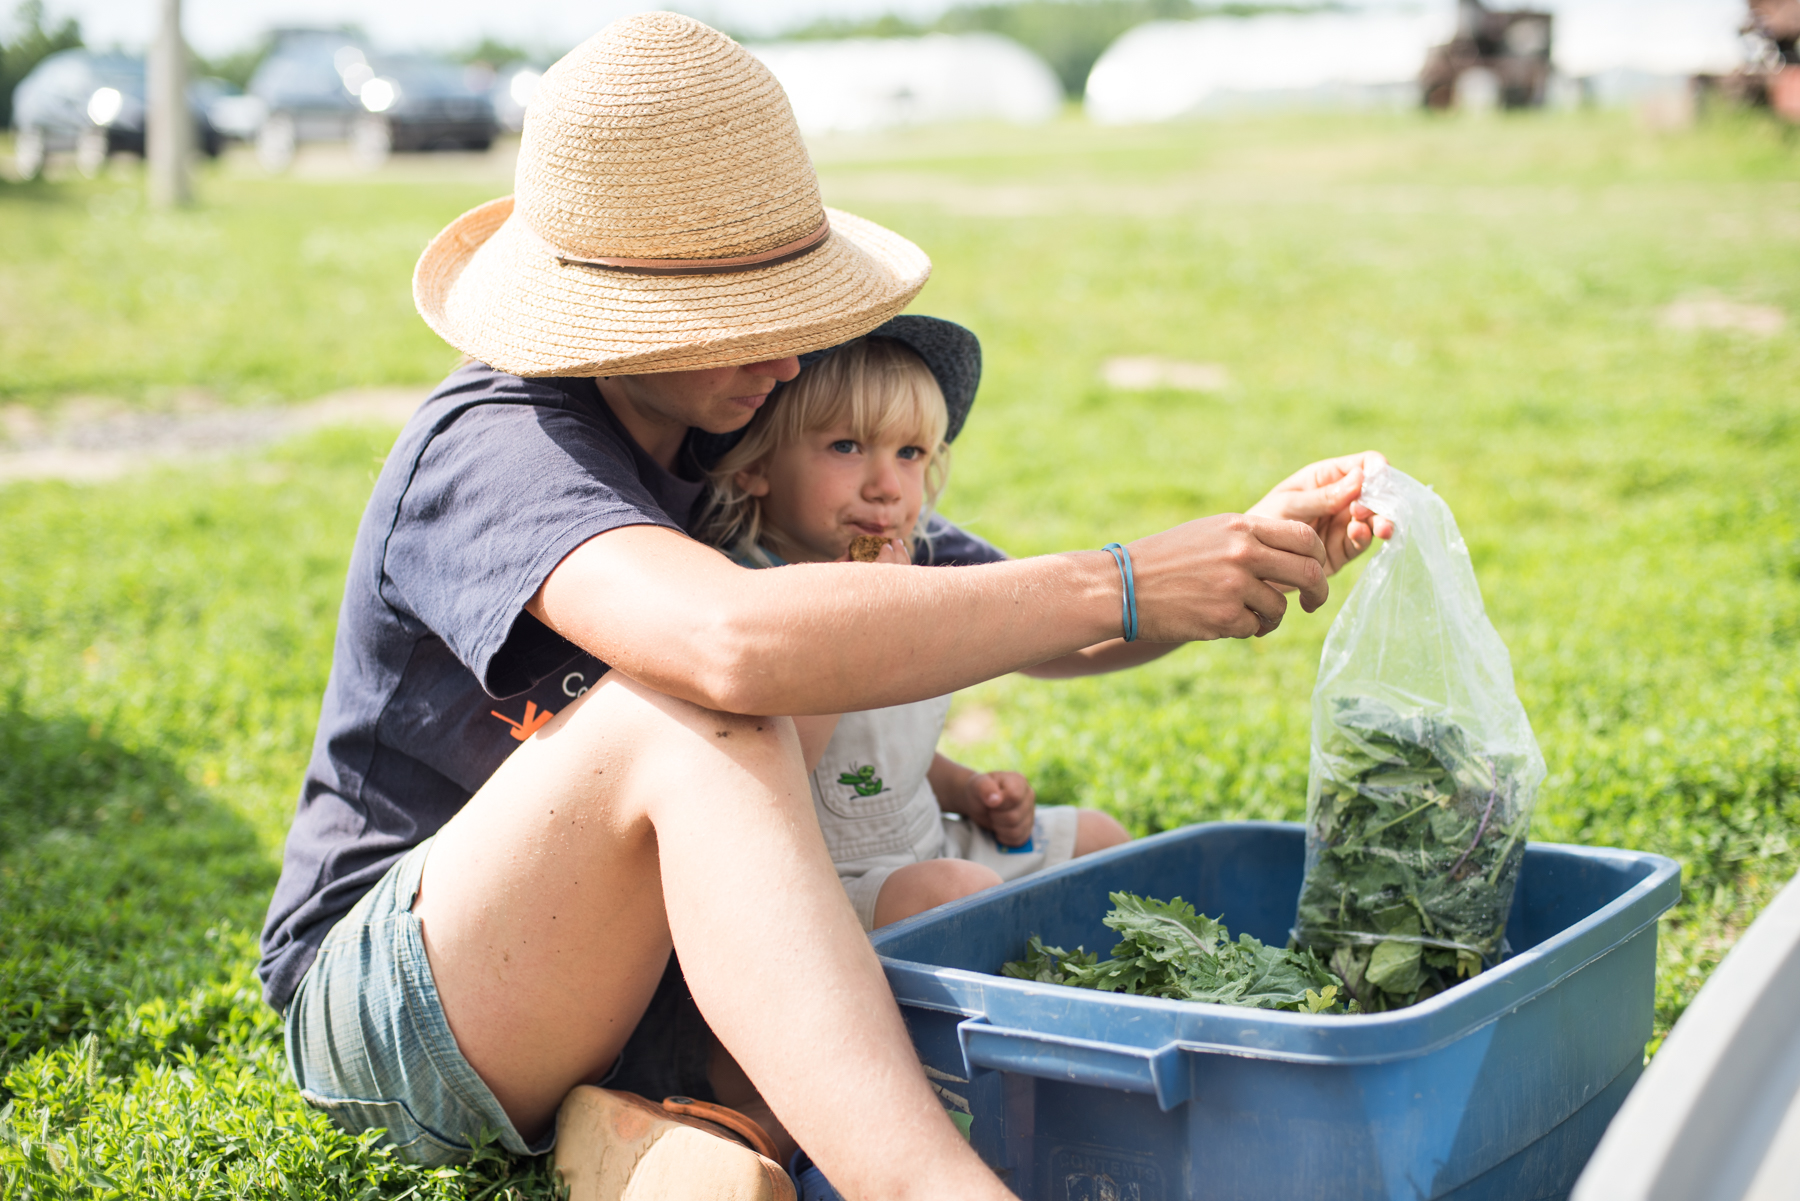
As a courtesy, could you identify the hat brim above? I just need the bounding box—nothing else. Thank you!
[413,197,931,377]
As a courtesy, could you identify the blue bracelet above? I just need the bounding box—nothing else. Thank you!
[1101,542,1138,643]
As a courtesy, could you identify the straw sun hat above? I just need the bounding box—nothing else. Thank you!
[413,12,932,377]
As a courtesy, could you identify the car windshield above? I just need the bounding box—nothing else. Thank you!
[88,54,146,97]
[252,53,349,102]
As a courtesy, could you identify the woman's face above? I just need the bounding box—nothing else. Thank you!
[737,422,934,563]
[603,357,802,435]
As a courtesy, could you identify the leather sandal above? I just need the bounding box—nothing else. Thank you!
[554,1087,795,1201]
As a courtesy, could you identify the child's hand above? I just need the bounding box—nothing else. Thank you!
[965,771,1036,847]
[843,536,912,565]
[872,538,912,565]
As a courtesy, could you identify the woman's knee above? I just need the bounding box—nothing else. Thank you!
[530,675,802,813]
[1074,809,1131,856]
[557,672,795,751]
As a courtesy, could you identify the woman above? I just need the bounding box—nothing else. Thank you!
[259,14,1388,1200]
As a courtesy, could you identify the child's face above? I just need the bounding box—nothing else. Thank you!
[737,421,934,563]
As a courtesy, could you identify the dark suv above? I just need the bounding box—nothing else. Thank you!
[10,49,225,179]
[248,30,496,170]
[362,56,499,154]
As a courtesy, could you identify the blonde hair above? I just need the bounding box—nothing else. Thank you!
[701,337,951,565]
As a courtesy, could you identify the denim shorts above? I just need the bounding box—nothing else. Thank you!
[285,837,717,1166]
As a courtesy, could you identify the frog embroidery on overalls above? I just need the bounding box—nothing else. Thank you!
[837,765,885,797]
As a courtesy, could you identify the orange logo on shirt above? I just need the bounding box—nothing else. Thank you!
[491,700,554,741]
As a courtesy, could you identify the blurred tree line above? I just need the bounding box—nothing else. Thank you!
[1,1,80,128]
[766,0,1333,97]
[454,37,536,69]
[200,42,271,91]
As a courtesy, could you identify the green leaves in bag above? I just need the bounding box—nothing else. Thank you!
[1001,892,1351,1014]
[1291,466,1546,1014]
[1292,696,1530,1011]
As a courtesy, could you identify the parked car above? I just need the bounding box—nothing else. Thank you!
[10,49,226,180]
[247,29,497,170]
[357,55,499,155]
[246,29,366,170]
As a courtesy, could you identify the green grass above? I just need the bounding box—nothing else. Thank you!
[0,166,483,407]
[0,431,560,1198]
[2,109,1798,1195]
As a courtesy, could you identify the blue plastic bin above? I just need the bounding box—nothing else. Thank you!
[871,821,1679,1201]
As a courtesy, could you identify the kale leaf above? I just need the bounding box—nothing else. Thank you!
[1001,892,1350,1014]
[1291,695,1532,1012]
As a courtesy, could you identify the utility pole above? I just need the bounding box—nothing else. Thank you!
[147,0,190,207]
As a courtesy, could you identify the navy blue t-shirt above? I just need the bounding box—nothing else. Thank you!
[257,362,1006,1011]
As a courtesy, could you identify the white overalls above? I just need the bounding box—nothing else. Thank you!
[809,694,1080,931]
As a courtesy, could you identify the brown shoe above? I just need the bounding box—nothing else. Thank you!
[554,1087,796,1201]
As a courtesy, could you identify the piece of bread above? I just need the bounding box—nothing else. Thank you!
[849,534,888,563]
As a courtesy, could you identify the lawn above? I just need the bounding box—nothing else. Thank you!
[2,109,1798,1196]
[0,154,486,407]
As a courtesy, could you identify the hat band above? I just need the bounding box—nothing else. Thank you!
[555,219,831,277]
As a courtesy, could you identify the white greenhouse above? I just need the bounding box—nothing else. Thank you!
[1084,0,1750,125]
[1085,11,1451,124]
[1553,0,1744,86]
[751,33,1063,135]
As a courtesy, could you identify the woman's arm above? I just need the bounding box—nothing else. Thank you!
[1019,638,1176,679]
[793,715,841,773]
[527,452,1387,716]
[528,512,1332,717]
[1025,452,1396,680]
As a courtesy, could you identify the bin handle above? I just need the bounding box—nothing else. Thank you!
[956,1018,1190,1111]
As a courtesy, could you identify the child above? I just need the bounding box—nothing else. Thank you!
[702,319,1130,931]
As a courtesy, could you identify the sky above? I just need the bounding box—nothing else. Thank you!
[22,0,1752,65]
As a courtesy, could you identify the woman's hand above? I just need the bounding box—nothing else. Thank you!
[1247,451,1394,576]
[1126,513,1330,641]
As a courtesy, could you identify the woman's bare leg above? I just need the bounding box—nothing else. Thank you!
[411,672,1009,1200]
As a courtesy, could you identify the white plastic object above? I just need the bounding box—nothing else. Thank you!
[1573,867,1800,1201]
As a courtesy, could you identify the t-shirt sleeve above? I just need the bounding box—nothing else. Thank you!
[381,402,682,697]
[918,514,1008,566]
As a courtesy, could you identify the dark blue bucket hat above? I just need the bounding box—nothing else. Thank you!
[798,314,982,443]
[689,315,981,468]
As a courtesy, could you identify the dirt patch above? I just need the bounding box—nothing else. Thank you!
[1659,294,1786,337]
[0,387,428,484]
[1100,356,1231,393]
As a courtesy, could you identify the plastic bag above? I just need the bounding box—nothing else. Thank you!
[1291,466,1545,1012]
